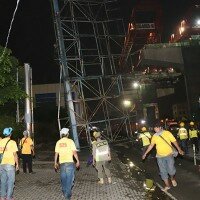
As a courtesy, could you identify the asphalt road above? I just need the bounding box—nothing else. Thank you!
[113,141,200,200]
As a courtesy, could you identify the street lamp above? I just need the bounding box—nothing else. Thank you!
[196,19,200,26]
[140,119,146,124]
[132,81,140,89]
[123,99,132,107]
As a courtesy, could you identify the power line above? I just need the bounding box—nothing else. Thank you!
[0,0,21,62]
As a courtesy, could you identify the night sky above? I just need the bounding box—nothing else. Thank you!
[0,0,195,84]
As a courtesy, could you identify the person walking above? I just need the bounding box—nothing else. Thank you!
[92,131,111,184]
[0,127,19,200]
[142,121,184,192]
[138,126,152,156]
[189,121,199,154]
[19,130,35,174]
[177,122,189,154]
[54,128,80,200]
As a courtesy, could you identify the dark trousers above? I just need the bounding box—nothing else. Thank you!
[191,137,199,153]
[22,154,33,173]
[180,139,188,154]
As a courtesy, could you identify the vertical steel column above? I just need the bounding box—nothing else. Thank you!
[52,0,80,150]
[24,63,32,137]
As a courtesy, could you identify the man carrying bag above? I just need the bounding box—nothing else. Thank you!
[142,121,184,192]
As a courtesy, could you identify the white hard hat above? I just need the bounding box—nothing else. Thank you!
[60,128,69,136]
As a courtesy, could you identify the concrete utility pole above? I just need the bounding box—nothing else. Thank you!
[24,63,34,138]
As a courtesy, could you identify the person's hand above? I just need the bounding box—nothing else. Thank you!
[142,153,146,160]
[76,160,80,168]
[178,149,184,155]
[16,164,19,171]
[54,163,59,170]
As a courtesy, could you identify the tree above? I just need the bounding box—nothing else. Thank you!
[0,45,26,105]
[0,45,26,139]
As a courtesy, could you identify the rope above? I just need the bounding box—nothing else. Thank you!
[0,0,21,62]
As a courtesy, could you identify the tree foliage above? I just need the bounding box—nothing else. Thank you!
[0,45,26,105]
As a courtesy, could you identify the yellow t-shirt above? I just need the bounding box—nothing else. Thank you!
[0,138,18,166]
[151,130,176,157]
[20,137,34,154]
[139,132,151,146]
[55,138,77,164]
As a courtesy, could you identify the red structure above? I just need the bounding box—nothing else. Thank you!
[119,0,163,72]
[170,5,200,42]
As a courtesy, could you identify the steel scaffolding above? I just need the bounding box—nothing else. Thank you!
[52,0,136,148]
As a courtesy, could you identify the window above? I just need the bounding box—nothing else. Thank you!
[35,93,56,107]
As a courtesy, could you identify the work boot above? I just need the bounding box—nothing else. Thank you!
[98,178,104,184]
[108,177,112,184]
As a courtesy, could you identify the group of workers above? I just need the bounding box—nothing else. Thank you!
[54,127,111,200]
[138,120,199,191]
[138,121,200,156]
[0,126,111,200]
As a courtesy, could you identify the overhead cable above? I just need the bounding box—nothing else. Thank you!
[0,0,21,62]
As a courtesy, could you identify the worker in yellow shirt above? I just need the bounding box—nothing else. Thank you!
[19,130,35,174]
[0,127,19,199]
[54,128,80,200]
[138,127,152,156]
[142,121,183,192]
[177,122,189,154]
[189,121,199,154]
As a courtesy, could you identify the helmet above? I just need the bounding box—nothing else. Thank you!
[23,130,29,136]
[93,131,101,138]
[141,127,147,132]
[190,121,194,126]
[60,128,69,136]
[180,122,185,127]
[3,127,13,136]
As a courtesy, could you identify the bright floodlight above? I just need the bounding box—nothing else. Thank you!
[141,120,146,124]
[123,100,131,107]
[197,19,200,26]
[133,81,139,88]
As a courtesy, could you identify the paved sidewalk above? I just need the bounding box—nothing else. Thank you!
[14,150,147,200]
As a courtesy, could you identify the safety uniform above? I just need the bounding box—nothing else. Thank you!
[92,139,111,181]
[189,128,199,153]
[178,127,188,154]
[139,131,151,155]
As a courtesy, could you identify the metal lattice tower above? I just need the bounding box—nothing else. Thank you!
[52,0,136,148]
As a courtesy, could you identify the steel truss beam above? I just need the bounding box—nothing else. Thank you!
[52,0,136,147]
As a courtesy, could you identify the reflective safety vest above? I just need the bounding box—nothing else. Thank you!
[178,128,188,140]
[139,132,151,147]
[93,140,110,162]
[189,129,198,138]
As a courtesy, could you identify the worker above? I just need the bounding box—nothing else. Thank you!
[19,130,35,174]
[142,121,184,192]
[0,127,19,199]
[189,121,199,154]
[138,127,152,156]
[177,122,188,154]
[92,131,111,184]
[54,128,80,200]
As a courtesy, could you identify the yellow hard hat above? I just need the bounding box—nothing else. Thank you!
[141,127,147,132]
[180,122,185,127]
[93,131,101,138]
[190,121,194,126]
